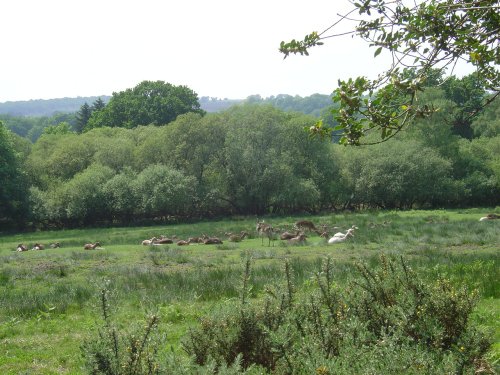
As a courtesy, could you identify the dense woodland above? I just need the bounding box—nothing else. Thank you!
[0,77,499,230]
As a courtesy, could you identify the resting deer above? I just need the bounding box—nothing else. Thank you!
[154,236,174,244]
[328,228,356,244]
[225,231,249,242]
[84,242,101,250]
[294,220,317,232]
[479,213,500,221]
[187,237,203,244]
[280,231,299,240]
[203,237,223,245]
[49,242,61,248]
[16,244,28,252]
[32,243,45,250]
[288,233,307,245]
[142,237,158,246]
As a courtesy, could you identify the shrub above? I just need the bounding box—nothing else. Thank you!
[183,255,493,374]
[81,286,162,375]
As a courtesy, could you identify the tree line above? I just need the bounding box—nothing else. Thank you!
[0,78,498,230]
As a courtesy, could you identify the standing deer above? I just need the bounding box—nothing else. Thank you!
[256,221,276,246]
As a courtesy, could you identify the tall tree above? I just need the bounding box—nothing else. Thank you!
[85,81,205,130]
[91,97,106,112]
[0,123,29,228]
[442,74,488,139]
[280,0,499,145]
[75,102,92,133]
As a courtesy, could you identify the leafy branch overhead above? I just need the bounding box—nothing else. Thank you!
[280,0,500,145]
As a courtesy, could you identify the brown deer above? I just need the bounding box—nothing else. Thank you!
[16,244,28,252]
[288,233,307,245]
[84,242,101,250]
[176,240,190,246]
[203,237,223,245]
[225,231,249,242]
[187,236,203,244]
[316,231,329,239]
[154,236,174,244]
[294,220,317,232]
[49,242,61,248]
[256,221,276,246]
[479,213,500,221]
[32,243,45,250]
[280,231,299,240]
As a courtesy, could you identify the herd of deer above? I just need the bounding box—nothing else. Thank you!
[16,241,103,251]
[141,232,252,246]
[14,213,498,252]
[16,242,60,251]
[139,220,355,248]
[255,220,359,246]
[14,220,355,252]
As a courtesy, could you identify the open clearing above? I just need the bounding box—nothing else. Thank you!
[0,209,498,374]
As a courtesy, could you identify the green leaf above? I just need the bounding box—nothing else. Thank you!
[374,47,382,57]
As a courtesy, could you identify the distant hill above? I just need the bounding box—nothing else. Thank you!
[0,96,243,117]
[1,93,334,143]
[199,97,244,112]
[0,96,111,117]
[0,93,332,118]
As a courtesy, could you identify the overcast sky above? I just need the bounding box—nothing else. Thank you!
[0,0,472,103]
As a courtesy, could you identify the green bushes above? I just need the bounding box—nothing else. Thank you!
[183,256,493,374]
[82,287,162,375]
[83,254,494,373]
[4,103,499,229]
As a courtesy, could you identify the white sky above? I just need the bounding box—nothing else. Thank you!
[0,0,473,103]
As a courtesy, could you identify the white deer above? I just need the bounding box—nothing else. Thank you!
[328,226,358,244]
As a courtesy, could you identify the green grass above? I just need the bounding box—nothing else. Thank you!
[0,209,498,374]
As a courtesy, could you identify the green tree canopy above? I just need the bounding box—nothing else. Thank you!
[85,81,205,130]
[340,140,459,208]
[0,123,29,228]
[42,122,73,136]
[281,0,499,145]
[75,102,92,133]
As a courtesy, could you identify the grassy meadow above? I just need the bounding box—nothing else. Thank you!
[0,208,499,374]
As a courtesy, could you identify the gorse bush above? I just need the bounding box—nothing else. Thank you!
[82,286,162,375]
[183,255,494,374]
[80,255,494,374]
[182,258,289,371]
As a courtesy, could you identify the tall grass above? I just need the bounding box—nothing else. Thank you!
[0,209,498,373]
